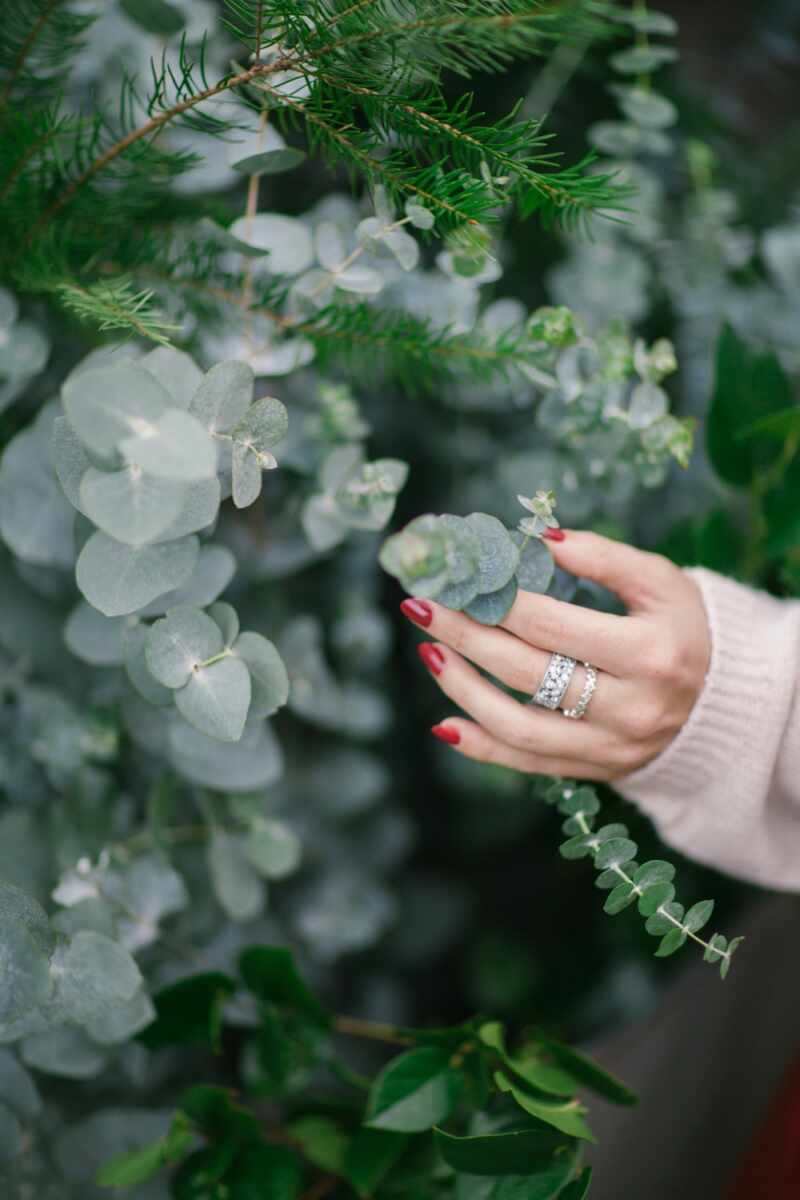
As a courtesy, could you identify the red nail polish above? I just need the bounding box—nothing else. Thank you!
[417,643,445,676]
[401,598,433,628]
[432,724,460,745]
[542,528,566,542]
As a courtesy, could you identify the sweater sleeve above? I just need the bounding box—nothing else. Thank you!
[615,567,800,891]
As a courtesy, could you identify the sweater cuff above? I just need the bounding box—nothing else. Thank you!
[615,567,795,857]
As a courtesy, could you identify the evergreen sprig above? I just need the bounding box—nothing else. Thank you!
[53,278,178,346]
[0,0,92,104]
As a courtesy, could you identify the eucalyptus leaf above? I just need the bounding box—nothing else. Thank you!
[62,365,170,459]
[243,819,301,879]
[233,631,290,717]
[120,409,217,482]
[168,716,284,791]
[146,605,223,689]
[54,930,143,1027]
[139,346,203,410]
[231,147,306,175]
[190,361,254,434]
[174,654,252,742]
[76,531,199,617]
[464,577,518,625]
[209,601,240,647]
[64,602,126,666]
[207,830,264,921]
[51,415,91,511]
[511,533,554,593]
[232,440,263,508]
[465,513,520,593]
[79,465,185,545]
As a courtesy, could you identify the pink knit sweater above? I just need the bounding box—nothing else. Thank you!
[617,568,800,891]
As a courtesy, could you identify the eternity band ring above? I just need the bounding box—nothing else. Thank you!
[562,662,598,721]
[529,652,577,710]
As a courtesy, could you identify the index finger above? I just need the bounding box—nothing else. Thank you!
[500,591,645,676]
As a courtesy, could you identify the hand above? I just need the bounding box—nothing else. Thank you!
[400,530,711,781]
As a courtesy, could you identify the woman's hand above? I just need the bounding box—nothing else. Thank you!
[400,530,711,781]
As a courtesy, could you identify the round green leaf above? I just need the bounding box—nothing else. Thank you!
[231,147,307,175]
[190,361,254,435]
[208,602,240,647]
[62,365,170,459]
[174,654,252,742]
[79,465,185,545]
[64,602,126,666]
[120,410,217,482]
[233,631,289,717]
[0,883,54,1029]
[207,831,264,922]
[146,606,223,689]
[512,533,555,593]
[55,930,143,1027]
[76,531,199,617]
[139,346,203,410]
[243,819,301,879]
[464,577,518,625]
[465,513,520,593]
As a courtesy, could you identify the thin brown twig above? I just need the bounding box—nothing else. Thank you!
[334,1015,412,1045]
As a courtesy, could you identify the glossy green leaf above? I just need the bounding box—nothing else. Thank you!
[559,1167,593,1200]
[238,946,330,1026]
[365,1047,463,1132]
[344,1127,409,1197]
[496,1073,595,1142]
[96,1113,194,1187]
[433,1127,566,1176]
[139,972,236,1050]
[286,1116,348,1173]
[231,148,307,175]
[534,1038,637,1107]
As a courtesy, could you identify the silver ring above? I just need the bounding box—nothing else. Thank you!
[562,663,598,720]
[529,652,576,710]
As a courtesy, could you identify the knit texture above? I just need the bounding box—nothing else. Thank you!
[617,568,800,890]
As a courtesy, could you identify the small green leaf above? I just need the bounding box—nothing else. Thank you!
[208,601,240,647]
[463,577,518,625]
[720,936,744,979]
[559,834,594,860]
[226,1144,302,1200]
[655,927,687,957]
[464,513,520,593]
[79,466,185,546]
[233,631,289,718]
[633,860,675,888]
[175,655,251,742]
[179,1085,261,1143]
[637,880,675,917]
[96,1113,194,1188]
[120,0,185,35]
[238,946,330,1027]
[231,148,307,175]
[232,441,264,508]
[512,532,555,593]
[121,410,217,482]
[496,1072,595,1142]
[286,1116,348,1173]
[365,1047,463,1132]
[62,365,170,459]
[603,882,636,915]
[138,973,236,1050]
[592,837,637,870]
[145,606,223,689]
[243,819,301,880]
[433,1127,566,1176]
[344,1128,409,1198]
[207,830,264,921]
[684,900,714,934]
[534,1038,637,1107]
[232,395,289,453]
[557,788,600,818]
[702,933,728,963]
[190,361,254,434]
[644,901,684,936]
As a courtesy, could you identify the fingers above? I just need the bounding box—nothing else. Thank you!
[420,642,621,766]
[544,530,680,614]
[406,598,623,720]
[500,590,643,676]
[432,718,615,780]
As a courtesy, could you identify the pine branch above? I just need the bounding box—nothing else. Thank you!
[53,278,178,345]
[312,75,627,224]
[26,57,296,242]
[0,0,92,104]
[259,80,496,229]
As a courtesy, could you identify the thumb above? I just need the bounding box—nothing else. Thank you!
[542,529,676,613]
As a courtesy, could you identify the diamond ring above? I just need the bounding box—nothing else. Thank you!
[562,663,598,720]
[529,652,577,710]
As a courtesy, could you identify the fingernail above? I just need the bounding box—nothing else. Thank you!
[432,723,460,745]
[417,643,445,676]
[400,598,433,628]
[542,528,566,542]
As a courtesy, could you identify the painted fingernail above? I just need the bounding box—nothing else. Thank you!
[432,723,460,745]
[400,598,433,627]
[542,528,566,542]
[417,643,445,676]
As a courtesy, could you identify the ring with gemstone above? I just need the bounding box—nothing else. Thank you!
[529,652,577,710]
[562,663,598,721]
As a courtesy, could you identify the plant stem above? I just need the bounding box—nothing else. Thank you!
[333,1015,412,1046]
